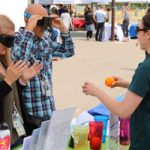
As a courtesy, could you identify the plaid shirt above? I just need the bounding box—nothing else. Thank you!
[11,28,75,119]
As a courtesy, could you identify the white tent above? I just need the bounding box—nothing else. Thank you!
[115,0,150,3]
[38,0,111,4]
[39,0,79,4]
[78,0,111,4]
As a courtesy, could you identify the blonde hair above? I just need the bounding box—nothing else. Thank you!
[0,14,15,65]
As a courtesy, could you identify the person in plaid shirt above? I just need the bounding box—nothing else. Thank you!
[11,4,75,135]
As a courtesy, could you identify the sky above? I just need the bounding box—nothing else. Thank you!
[0,0,28,31]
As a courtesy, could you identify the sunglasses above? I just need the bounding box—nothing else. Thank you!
[136,26,150,33]
[0,34,15,48]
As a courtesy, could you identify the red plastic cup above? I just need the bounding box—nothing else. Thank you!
[89,121,103,150]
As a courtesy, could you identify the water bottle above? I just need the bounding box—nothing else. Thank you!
[108,113,119,150]
[0,123,10,150]
[119,118,130,146]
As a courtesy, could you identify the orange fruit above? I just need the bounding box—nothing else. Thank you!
[105,77,115,87]
[90,137,101,149]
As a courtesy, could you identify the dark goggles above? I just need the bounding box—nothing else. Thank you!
[0,34,15,48]
[37,17,52,30]
[24,12,52,30]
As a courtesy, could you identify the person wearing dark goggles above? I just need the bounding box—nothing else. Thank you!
[0,14,43,149]
[0,34,15,48]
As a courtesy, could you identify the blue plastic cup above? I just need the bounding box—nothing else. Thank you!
[94,115,109,143]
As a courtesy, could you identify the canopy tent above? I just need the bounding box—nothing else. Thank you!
[78,0,111,3]
[115,0,150,3]
[38,0,150,4]
[38,0,111,4]
[38,0,80,4]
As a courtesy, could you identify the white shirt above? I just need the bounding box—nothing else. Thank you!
[61,12,72,30]
[94,9,106,23]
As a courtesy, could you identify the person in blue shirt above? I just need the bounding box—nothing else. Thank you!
[11,4,75,135]
[94,6,106,41]
[82,13,150,150]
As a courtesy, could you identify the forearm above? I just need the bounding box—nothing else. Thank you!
[95,89,127,118]
[11,30,34,61]
[52,33,75,58]
[123,81,130,88]
[59,20,67,33]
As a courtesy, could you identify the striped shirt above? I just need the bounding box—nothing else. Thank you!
[11,27,75,119]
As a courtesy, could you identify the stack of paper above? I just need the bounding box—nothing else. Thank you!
[22,106,76,150]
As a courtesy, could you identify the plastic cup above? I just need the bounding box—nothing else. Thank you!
[89,121,103,150]
[73,125,89,150]
[120,118,130,145]
[94,115,109,143]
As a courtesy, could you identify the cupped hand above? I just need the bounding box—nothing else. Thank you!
[111,76,130,88]
[4,60,27,85]
[82,81,100,97]
[50,15,67,33]
[25,15,42,31]
[21,61,43,83]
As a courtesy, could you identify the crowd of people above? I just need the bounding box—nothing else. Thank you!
[84,4,130,42]
[83,4,148,42]
[0,2,150,150]
[0,3,75,149]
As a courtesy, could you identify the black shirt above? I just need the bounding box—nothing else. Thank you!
[85,13,94,25]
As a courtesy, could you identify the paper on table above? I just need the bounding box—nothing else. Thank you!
[22,136,32,150]
[36,120,50,150]
[43,106,76,150]
[76,111,94,125]
[29,128,40,150]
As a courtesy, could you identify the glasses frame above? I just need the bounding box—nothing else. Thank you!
[136,26,150,33]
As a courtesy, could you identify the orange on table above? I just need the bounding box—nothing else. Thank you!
[105,76,116,87]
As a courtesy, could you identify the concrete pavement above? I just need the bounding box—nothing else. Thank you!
[53,31,144,117]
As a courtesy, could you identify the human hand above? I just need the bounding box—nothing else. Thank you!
[25,15,42,31]
[50,15,67,33]
[82,81,100,97]
[20,61,43,84]
[111,76,130,88]
[4,61,27,85]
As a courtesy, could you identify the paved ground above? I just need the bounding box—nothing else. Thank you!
[53,31,144,117]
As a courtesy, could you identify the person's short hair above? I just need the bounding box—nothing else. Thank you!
[125,3,129,6]
[64,6,69,13]
[99,5,103,9]
[51,7,59,15]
